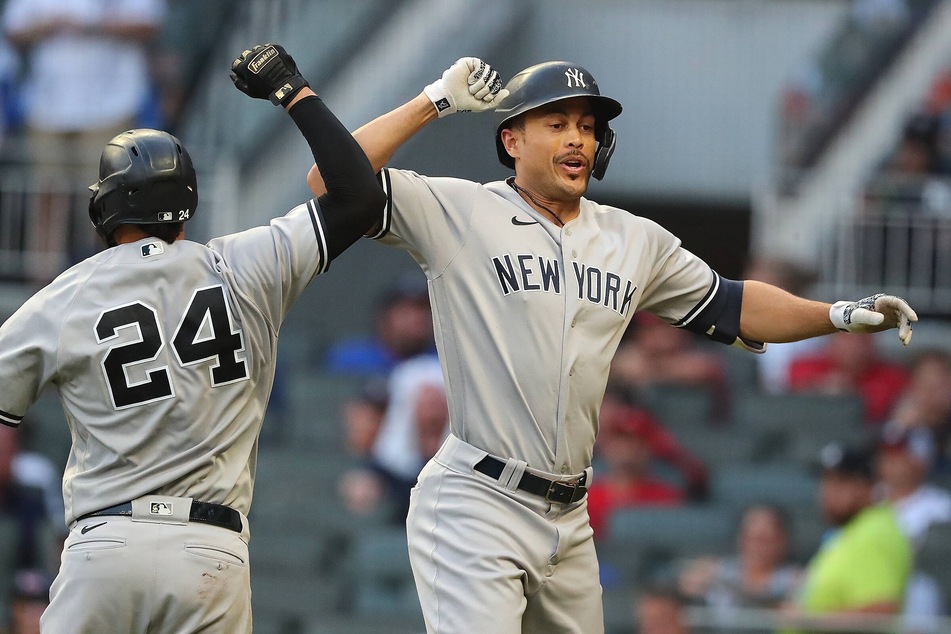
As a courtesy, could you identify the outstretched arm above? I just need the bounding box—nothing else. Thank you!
[307,57,508,197]
[740,280,917,345]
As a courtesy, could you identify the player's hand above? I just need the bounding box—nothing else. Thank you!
[829,293,918,345]
[423,57,510,118]
[230,43,309,106]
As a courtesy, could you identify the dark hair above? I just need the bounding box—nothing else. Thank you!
[106,221,183,247]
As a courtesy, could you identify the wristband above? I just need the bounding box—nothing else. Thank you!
[270,75,309,106]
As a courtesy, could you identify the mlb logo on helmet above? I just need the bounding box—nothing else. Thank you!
[158,212,173,221]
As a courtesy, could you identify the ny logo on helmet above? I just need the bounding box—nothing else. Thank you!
[565,68,586,89]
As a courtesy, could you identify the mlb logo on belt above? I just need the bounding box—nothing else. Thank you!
[150,502,173,516]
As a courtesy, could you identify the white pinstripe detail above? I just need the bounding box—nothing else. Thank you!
[368,169,391,240]
[676,271,720,328]
[308,199,330,275]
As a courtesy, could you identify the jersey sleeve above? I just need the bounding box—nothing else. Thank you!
[636,220,764,353]
[369,168,481,275]
[0,287,65,426]
[207,199,330,327]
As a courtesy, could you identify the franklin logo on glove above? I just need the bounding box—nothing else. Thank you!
[248,46,278,74]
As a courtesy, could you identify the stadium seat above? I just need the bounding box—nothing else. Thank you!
[669,425,761,468]
[285,372,367,448]
[915,521,951,609]
[730,393,866,464]
[345,526,421,620]
[710,463,819,511]
[642,384,715,432]
[607,506,736,579]
[22,388,71,469]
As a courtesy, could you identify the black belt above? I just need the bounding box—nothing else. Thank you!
[474,455,588,505]
[76,500,242,533]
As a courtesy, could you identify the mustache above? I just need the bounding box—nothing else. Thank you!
[555,151,589,166]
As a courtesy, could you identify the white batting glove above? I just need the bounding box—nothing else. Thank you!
[423,57,510,118]
[829,293,918,346]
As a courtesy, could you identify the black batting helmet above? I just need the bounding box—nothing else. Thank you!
[494,61,622,179]
[88,129,198,240]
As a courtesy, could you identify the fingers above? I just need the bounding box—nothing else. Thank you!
[849,307,885,327]
[468,66,503,102]
[875,295,918,324]
[231,49,251,71]
[873,295,918,345]
[875,295,918,346]
[898,314,914,346]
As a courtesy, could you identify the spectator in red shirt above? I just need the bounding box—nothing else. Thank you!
[787,332,909,424]
[588,392,707,540]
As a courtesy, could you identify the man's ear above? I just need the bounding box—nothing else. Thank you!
[500,128,520,163]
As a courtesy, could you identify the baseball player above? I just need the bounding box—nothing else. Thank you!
[307,59,918,633]
[0,43,382,633]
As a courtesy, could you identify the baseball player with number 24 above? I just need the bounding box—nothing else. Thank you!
[306,56,917,633]
[0,44,382,632]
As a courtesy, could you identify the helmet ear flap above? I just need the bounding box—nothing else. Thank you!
[87,183,105,237]
[592,126,616,181]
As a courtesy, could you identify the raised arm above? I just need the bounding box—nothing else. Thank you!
[307,57,508,197]
[739,280,917,346]
[231,44,384,253]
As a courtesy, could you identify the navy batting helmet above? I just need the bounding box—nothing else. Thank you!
[494,61,622,180]
[88,129,198,240]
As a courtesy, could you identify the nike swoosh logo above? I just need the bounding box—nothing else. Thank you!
[80,522,107,535]
[511,216,539,226]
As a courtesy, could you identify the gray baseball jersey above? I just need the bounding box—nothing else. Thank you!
[375,169,719,474]
[0,199,329,526]
[376,168,740,633]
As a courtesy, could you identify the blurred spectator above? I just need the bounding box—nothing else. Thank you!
[323,272,435,379]
[587,393,703,541]
[338,355,448,524]
[869,112,951,217]
[0,35,18,151]
[0,423,61,575]
[878,424,951,544]
[876,424,951,630]
[635,584,691,634]
[1,0,166,279]
[782,443,911,632]
[7,568,49,634]
[609,313,729,418]
[787,332,909,424]
[678,505,802,612]
[342,377,390,458]
[742,256,823,394]
[887,349,951,473]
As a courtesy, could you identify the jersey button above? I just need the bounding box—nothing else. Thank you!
[571,318,577,328]
[565,228,573,236]
[571,249,577,258]
[560,465,570,474]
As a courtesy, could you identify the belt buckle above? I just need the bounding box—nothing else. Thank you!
[545,479,585,504]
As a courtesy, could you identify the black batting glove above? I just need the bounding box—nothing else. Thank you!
[230,43,309,106]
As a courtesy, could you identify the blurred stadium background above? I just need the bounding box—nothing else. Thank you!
[2,0,951,632]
